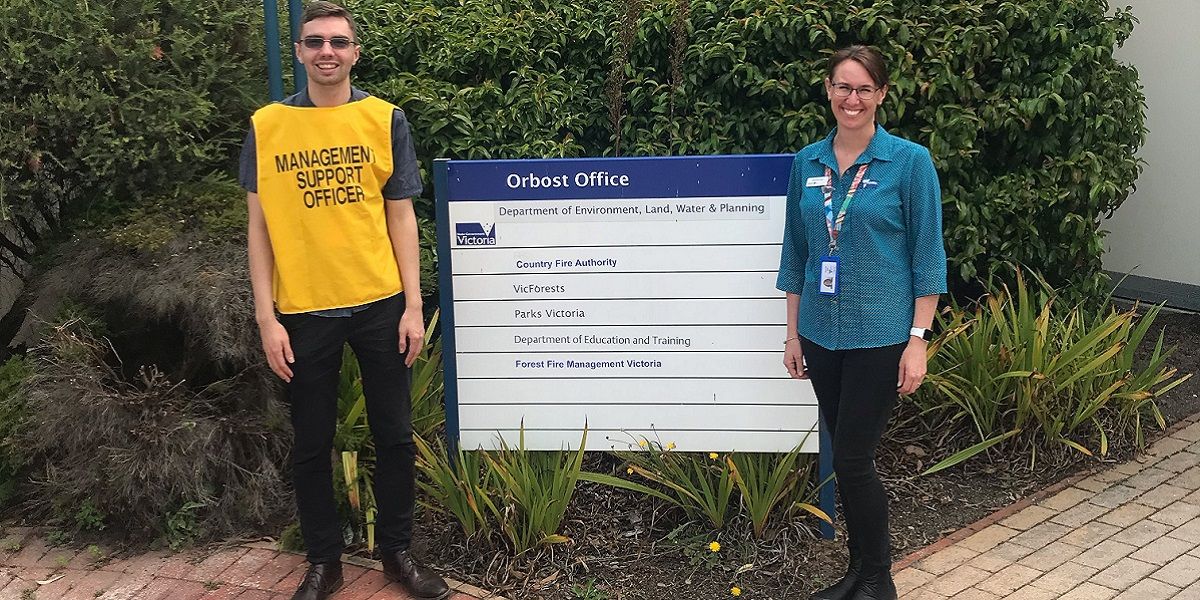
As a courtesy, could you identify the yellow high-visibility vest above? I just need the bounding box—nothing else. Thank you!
[252,96,403,314]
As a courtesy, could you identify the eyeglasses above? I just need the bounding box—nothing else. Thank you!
[830,83,880,98]
[300,36,356,50]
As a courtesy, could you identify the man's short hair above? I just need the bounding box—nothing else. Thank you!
[301,1,357,40]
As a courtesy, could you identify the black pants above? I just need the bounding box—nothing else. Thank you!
[801,337,905,575]
[280,294,416,564]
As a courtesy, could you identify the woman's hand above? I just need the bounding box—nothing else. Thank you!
[897,339,927,395]
[783,339,808,380]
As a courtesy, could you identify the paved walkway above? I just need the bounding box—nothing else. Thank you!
[3,419,1199,600]
[0,535,499,600]
[893,415,1200,599]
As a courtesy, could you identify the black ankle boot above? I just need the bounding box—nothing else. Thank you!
[848,569,897,600]
[810,556,861,600]
[290,561,343,600]
[381,549,451,599]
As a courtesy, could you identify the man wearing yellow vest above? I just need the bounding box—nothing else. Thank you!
[238,2,450,599]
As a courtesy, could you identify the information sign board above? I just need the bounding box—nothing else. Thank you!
[435,156,820,454]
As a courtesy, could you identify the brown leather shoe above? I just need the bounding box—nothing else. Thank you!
[291,561,343,600]
[381,550,451,599]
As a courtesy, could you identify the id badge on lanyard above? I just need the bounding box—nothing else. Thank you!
[819,255,840,295]
[820,163,868,296]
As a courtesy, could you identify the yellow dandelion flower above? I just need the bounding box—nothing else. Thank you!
[709,452,719,460]
[709,541,721,552]
[626,467,634,475]
[667,442,677,450]
[731,587,742,596]
[638,439,649,448]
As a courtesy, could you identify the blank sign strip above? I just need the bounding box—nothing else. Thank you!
[455,378,815,406]
[458,403,818,432]
[458,428,821,453]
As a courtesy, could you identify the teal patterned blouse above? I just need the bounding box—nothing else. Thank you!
[776,126,948,350]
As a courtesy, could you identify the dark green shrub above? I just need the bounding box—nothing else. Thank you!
[349,0,1143,300]
[0,355,31,509]
[100,175,251,252]
[0,0,264,210]
[9,178,295,543]
[0,0,266,320]
[11,170,441,548]
[14,316,290,542]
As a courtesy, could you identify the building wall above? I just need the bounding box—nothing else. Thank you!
[1103,0,1200,290]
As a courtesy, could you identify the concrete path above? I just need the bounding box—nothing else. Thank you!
[0,535,499,600]
[893,415,1200,599]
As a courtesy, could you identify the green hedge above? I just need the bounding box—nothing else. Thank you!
[0,0,265,227]
[351,0,1144,300]
[0,356,30,509]
[3,0,1145,301]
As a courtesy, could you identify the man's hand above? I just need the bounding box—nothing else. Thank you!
[897,339,928,395]
[398,308,425,367]
[259,318,295,382]
[783,339,809,380]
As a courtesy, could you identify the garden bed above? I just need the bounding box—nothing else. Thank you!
[411,309,1200,599]
[3,279,1194,599]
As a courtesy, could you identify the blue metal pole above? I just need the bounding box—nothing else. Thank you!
[262,0,284,101]
[818,425,837,540]
[434,160,460,461]
[288,0,307,93]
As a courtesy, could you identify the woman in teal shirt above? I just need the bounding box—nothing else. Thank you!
[777,46,947,600]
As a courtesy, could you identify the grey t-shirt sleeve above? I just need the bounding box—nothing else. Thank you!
[384,109,423,200]
[239,126,258,193]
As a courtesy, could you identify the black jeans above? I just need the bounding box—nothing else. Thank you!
[279,294,416,564]
[801,337,905,575]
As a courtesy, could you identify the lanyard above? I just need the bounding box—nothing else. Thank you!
[822,163,869,254]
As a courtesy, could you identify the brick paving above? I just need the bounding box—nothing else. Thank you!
[0,535,500,600]
[894,416,1200,599]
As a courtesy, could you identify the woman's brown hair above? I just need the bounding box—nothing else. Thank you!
[827,45,889,88]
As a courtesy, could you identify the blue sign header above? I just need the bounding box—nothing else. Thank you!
[441,155,795,201]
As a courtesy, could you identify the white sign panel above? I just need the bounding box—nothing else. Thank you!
[435,156,818,452]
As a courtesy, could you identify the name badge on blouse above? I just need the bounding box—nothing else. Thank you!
[819,255,840,296]
[805,176,831,187]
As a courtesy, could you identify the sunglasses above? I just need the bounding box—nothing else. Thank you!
[300,36,356,50]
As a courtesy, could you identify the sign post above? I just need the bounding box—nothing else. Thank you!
[435,156,836,538]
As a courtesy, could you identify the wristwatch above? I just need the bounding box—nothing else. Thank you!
[910,327,934,342]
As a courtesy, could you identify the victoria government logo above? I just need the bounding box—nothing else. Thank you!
[455,222,497,246]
